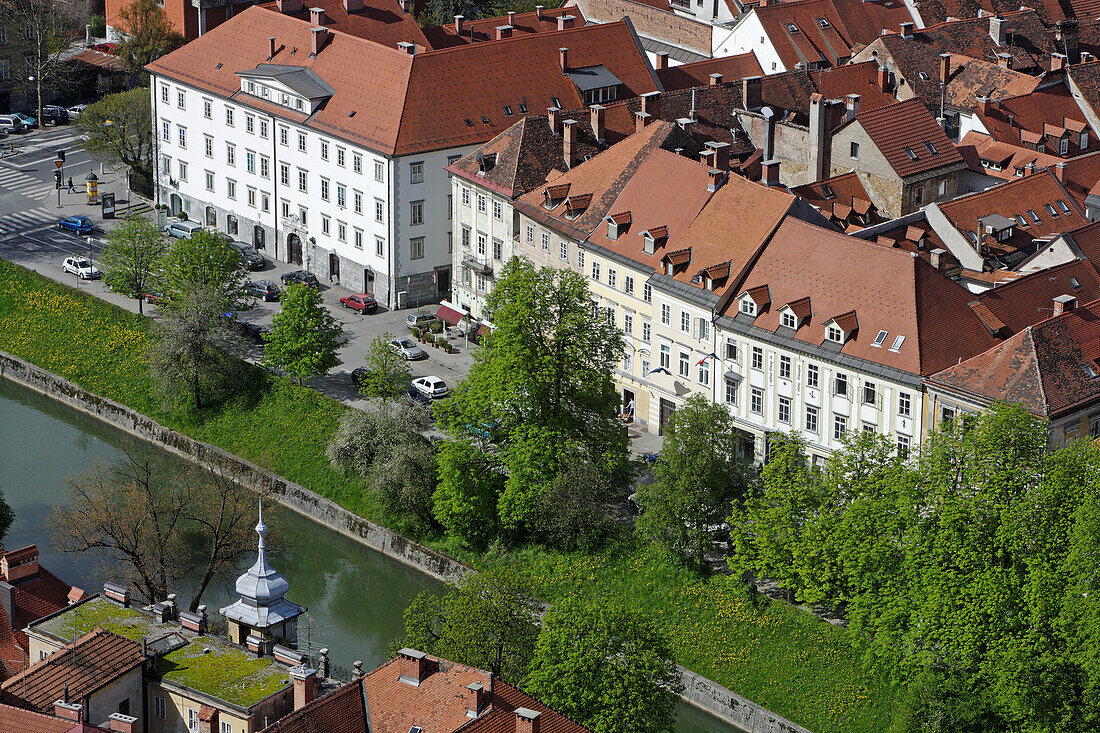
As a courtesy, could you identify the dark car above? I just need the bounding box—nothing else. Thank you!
[406,386,431,405]
[339,293,377,313]
[230,242,266,270]
[350,367,372,388]
[41,106,69,125]
[281,270,320,289]
[246,280,281,301]
[237,320,271,344]
[58,215,94,234]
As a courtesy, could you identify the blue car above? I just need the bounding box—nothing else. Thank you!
[58,216,94,235]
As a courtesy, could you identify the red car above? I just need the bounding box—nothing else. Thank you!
[340,293,377,313]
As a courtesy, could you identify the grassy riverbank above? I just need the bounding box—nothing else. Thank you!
[0,259,902,733]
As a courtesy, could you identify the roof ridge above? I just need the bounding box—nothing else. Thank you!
[412,18,630,58]
[1023,326,1049,412]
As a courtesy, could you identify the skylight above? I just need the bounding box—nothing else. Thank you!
[872,330,888,347]
[904,147,918,160]
[1087,363,1099,380]
[889,335,905,351]
[518,102,528,113]
[1070,276,1082,289]
[1046,203,1058,216]
[1028,210,1040,223]
[504,106,513,116]
[1015,214,1026,227]
[481,116,490,124]
[918,71,929,81]
[817,17,830,27]
[924,141,938,155]
[1058,199,1071,213]
[820,183,836,199]
[787,23,800,32]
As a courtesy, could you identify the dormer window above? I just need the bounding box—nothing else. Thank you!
[606,212,630,240]
[740,299,756,316]
[543,184,569,210]
[827,325,843,342]
[781,311,796,329]
[281,94,289,105]
[247,81,256,93]
[1061,137,1070,155]
[296,98,304,110]
[786,23,800,32]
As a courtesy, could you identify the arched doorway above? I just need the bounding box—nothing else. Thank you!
[287,234,302,265]
[329,253,340,283]
[254,225,266,250]
[205,206,217,227]
[169,194,183,216]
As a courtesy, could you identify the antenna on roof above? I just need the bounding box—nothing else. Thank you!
[690,88,697,120]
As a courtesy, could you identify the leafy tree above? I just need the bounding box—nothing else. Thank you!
[367,439,438,531]
[160,229,250,308]
[634,394,753,566]
[4,0,81,128]
[326,400,433,477]
[525,596,682,733]
[396,568,540,683]
[432,438,504,549]
[114,0,185,77]
[434,259,627,543]
[262,284,345,385]
[358,332,411,399]
[535,456,620,552]
[147,282,238,409]
[78,88,154,184]
[100,214,167,315]
[0,486,16,546]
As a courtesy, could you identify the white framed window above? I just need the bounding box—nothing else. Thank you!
[338,221,347,242]
[375,199,384,223]
[725,339,737,360]
[577,250,584,268]
[779,355,791,380]
[410,161,424,183]
[477,194,486,213]
[354,191,362,214]
[203,98,212,119]
[781,311,796,329]
[751,346,763,371]
[834,373,848,396]
[247,187,256,207]
[827,325,843,343]
[660,343,671,369]
[177,126,186,148]
[608,268,617,289]
[625,276,634,295]
[280,163,289,186]
[226,143,235,166]
[678,351,690,378]
[542,233,551,254]
[354,229,363,250]
[299,207,307,227]
[660,303,671,325]
[188,708,199,731]
[898,392,911,417]
[493,200,502,220]
[177,90,185,109]
[410,200,424,225]
[624,313,633,335]
[724,378,738,405]
[833,414,847,440]
[464,188,473,208]
[778,397,791,424]
[863,381,877,406]
[376,237,384,256]
[205,171,214,191]
[560,240,568,260]
[160,84,169,102]
[739,299,755,316]
[320,140,329,160]
[225,107,234,127]
[696,318,709,340]
[643,283,652,303]
[279,127,288,146]
[807,364,819,388]
[204,135,213,158]
[246,151,256,174]
[245,115,254,134]
[680,310,690,334]
[805,405,818,433]
[260,157,269,178]
[322,215,330,235]
[897,435,911,457]
[262,193,270,212]
[751,388,764,415]
[492,238,502,260]
[698,358,710,385]
[373,159,382,180]
[477,233,486,256]
[260,119,268,138]
[642,321,651,342]
[221,721,233,733]
[411,237,425,259]
[298,132,307,152]
[298,169,307,193]
[337,148,345,167]
[226,178,235,199]
[336,185,346,208]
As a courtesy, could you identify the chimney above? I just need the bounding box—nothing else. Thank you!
[398,649,429,685]
[454,15,463,34]
[54,702,82,722]
[104,582,130,607]
[563,119,578,168]
[467,681,487,717]
[976,95,992,116]
[343,0,363,11]
[292,666,318,710]
[352,661,364,680]
[1057,19,1080,64]
[399,0,409,11]
[640,91,660,118]
[179,608,207,635]
[198,707,217,733]
[1052,52,1067,71]
[808,93,828,181]
[1056,161,1067,181]
[318,648,331,679]
[108,713,138,733]
[557,14,575,29]
[845,93,860,121]
[1054,294,1077,315]
[508,11,516,25]
[275,0,304,12]
[762,159,780,187]
[310,26,331,56]
[397,41,416,55]
[699,149,715,167]
[708,168,725,192]
[547,107,561,135]
[310,6,324,25]
[709,72,723,86]
[761,105,776,161]
[997,52,1012,69]
[900,21,914,39]
[656,52,669,70]
[634,111,651,132]
[85,24,91,47]
[929,248,948,271]
[877,64,890,92]
[706,140,730,171]
[245,633,265,655]
[268,36,277,59]
[989,15,1006,46]
[515,708,542,733]
[1084,51,1096,64]
[496,25,513,39]
[590,105,605,142]
[939,53,951,83]
[742,76,762,111]
[559,47,568,71]
[535,4,544,19]
[677,117,695,133]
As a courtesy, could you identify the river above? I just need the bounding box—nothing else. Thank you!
[0,377,736,733]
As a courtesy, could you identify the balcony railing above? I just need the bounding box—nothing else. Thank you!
[462,253,493,275]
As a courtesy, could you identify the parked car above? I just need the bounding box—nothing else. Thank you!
[350,367,372,388]
[0,115,25,134]
[143,291,171,306]
[57,215,93,235]
[41,106,69,125]
[465,421,502,442]
[246,280,281,301]
[339,293,377,313]
[62,256,100,279]
[164,220,204,238]
[236,320,270,344]
[412,376,449,399]
[280,270,320,289]
[229,241,266,270]
[405,311,440,330]
[67,104,89,119]
[389,337,426,361]
[406,386,432,405]
[90,42,119,53]
[11,113,37,129]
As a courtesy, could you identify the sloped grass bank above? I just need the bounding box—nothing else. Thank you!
[0,259,901,733]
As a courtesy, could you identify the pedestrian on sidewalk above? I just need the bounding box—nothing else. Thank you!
[66,177,74,193]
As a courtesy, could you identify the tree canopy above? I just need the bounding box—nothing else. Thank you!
[358,332,411,399]
[78,89,154,183]
[160,229,250,308]
[262,284,345,385]
[115,0,185,77]
[100,214,167,315]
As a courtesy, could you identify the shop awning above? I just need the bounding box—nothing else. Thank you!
[436,304,463,326]
[476,324,491,337]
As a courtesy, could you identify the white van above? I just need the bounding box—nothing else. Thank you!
[164,220,204,238]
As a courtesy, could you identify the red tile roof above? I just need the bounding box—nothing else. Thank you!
[0,629,144,714]
[974,84,1098,159]
[791,170,881,228]
[976,259,1100,335]
[261,678,369,733]
[424,7,587,48]
[146,7,659,156]
[656,53,763,91]
[0,556,80,681]
[257,0,430,50]
[723,217,1000,375]
[850,97,962,178]
[0,702,99,733]
[809,61,897,113]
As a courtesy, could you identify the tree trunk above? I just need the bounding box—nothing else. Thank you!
[137,295,144,316]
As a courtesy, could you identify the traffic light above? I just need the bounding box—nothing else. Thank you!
[54,170,62,189]
[56,149,65,163]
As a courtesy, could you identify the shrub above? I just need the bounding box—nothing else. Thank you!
[430,320,444,334]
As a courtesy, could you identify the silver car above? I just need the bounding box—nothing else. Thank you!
[389,337,427,361]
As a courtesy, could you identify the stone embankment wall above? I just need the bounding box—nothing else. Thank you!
[0,349,815,733]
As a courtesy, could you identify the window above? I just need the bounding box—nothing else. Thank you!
[850,141,859,158]
[739,298,756,316]
[246,151,256,174]
[477,194,486,213]
[751,388,764,415]
[188,708,199,731]
[542,233,551,253]
[834,373,848,396]
[226,143,236,166]
[642,321,652,342]
[807,364,819,388]
[578,251,584,269]
[411,238,424,259]
[204,170,214,191]
[354,230,363,249]
[779,355,791,380]
[805,406,819,433]
[834,414,847,440]
[203,99,212,119]
[297,132,306,152]
[245,115,254,134]
[698,358,710,385]
[1082,131,1090,149]
[221,722,233,733]
[373,160,383,181]
[320,140,329,160]
[608,268,617,289]
[376,199,384,223]
[262,194,269,212]
[161,119,170,143]
[661,303,671,325]
[890,335,905,352]
[320,178,330,201]
[591,261,600,280]
[376,237,384,256]
[863,381,877,405]
[643,283,652,303]
[781,311,796,329]
[322,215,330,235]
[298,170,308,193]
[162,154,171,174]
[524,225,534,245]
[411,200,424,225]
[1061,136,1070,155]
[247,188,256,207]
[625,276,634,296]
[924,141,938,155]
[697,318,709,340]
[154,696,166,719]
[624,313,634,335]
[477,233,486,256]
[226,107,234,126]
[161,84,169,102]
[298,207,307,227]
[1046,203,1058,217]
[725,340,737,360]
[204,135,213,158]
[280,163,289,186]
[938,179,946,197]
[260,119,268,138]
[338,221,347,241]
[913,185,924,205]
[751,346,763,371]
[725,378,738,405]
[659,343,671,369]
[897,435,910,458]
[226,178,236,199]
[280,127,288,146]
[680,311,691,334]
[560,241,568,261]
[898,391,911,417]
[678,351,690,378]
[493,238,502,260]
[827,325,843,343]
[493,201,502,220]
[410,162,424,183]
[903,146,918,161]
[1028,209,1040,224]
[872,330,888,347]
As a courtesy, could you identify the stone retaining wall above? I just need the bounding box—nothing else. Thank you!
[680,667,814,733]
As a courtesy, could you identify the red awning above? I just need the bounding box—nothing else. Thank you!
[436,304,463,326]
[476,324,491,337]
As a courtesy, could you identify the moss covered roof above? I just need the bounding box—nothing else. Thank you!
[30,597,290,709]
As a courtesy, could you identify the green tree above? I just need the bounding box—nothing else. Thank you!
[4,0,81,129]
[434,259,627,543]
[367,439,438,532]
[525,596,681,733]
[78,88,154,184]
[432,438,504,549]
[0,485,16,547]
[100,214,167,315]
[396,568,540,683]
[358,332,411,399]
[160,229,250,308]
[262,284,345,385]
[535,455,620,552]
[114,0,185,77]
[635,394,753,566]
[326,400,433,478]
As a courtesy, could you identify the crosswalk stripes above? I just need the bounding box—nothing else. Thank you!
[0,167,53,199]
[0,206,56,235]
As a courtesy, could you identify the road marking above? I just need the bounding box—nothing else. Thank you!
[0,206,57,236]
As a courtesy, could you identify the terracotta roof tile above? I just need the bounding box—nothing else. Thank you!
[809,61,897,112]
[791,170,882,227]
[852,98,962,178]
[0,702,92,733]
[917,0,1065,25]
[261,678,368,733]
[976,259,1100,335]
[656,52,763,91]
[973,85,1099,158]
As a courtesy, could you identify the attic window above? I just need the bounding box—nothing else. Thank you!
[1028,209,1040,223]
[904,147,918,160]
[889,335,905,352]
[967,230,978,244]
[740,299,756,316]
[409,727,424,733]
[1070,276,1082,289]
[872,329,888,347]
[820,183,835,199]
[817,17,830,27]
[215,62,223,69]
[519,102,528,113]
[1088,363,1100,380]
[348,110,356,117]
[1015,214,1026,227]
[924,141,938,155]
[551,97,561,109]
[826,325,843,343]
[1046,203,1058,217]
[918,71,930,81]
[781,311,797,328]
[786,23,800,32]
[481,116,490,124]
[504,106,513,116]
[464,118,474,127]
[1058,199,1071,213]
